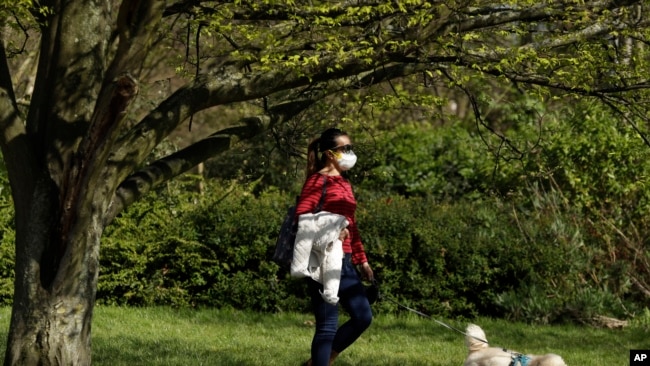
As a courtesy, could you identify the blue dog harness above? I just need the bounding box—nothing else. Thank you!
[509,353,531,366]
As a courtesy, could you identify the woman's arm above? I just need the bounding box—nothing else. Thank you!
[348,218,368,265]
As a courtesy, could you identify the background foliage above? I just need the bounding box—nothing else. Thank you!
[0,100,647,325]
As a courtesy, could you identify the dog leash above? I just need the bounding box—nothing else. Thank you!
[369,279,489,345]
[371,280,529,363]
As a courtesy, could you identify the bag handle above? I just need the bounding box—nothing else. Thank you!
[293,174,328,216]
[313,175,328,213]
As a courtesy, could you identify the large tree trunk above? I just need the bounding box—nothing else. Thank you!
[3,73,138,364]
[4,187,101,365]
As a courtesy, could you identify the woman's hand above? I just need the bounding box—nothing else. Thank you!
[339,228,349,241]
[360,262,374,281]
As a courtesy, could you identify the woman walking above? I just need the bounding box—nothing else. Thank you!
[295,128,374,366]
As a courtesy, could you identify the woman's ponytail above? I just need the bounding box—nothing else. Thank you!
[306,137,321,177]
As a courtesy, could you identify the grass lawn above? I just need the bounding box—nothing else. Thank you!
[0,306,647,365]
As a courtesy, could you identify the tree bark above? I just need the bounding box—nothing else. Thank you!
[4,195,99,365]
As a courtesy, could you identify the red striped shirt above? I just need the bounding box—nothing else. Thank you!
[295,173,367,265]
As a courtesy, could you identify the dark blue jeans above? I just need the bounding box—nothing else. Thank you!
[307,254,373,366]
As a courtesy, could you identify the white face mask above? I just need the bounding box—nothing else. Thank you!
[336,151,357,170]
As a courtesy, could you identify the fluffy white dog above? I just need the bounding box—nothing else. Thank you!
[463,324,567,366]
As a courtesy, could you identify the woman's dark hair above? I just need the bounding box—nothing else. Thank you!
[306,128,347,177]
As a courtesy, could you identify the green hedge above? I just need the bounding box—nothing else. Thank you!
[94,178,637,324]
[98,180,311,312]
[0,166,640,323]
[0,197,14,305]
[355,190,618,322]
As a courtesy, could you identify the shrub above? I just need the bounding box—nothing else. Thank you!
[0,201,14,305]
[357,191,596,321]
[0,160,15,305]
[360,124,492,198]
[99,179,311,312]
[96,174,643,323]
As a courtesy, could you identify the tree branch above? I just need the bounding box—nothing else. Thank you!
[108,0,166,81]
[0,39,37,229]
[458,0,643,32]
[104,116,265,224]
[61,73,139,252]
[107,53,387,181]
[163,0,412,23]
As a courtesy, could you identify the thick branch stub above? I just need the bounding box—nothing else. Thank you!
[82,73,139,161]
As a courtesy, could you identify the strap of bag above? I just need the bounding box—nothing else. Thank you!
[292,175,328,220]
[313,175,327,213]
